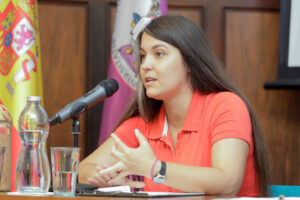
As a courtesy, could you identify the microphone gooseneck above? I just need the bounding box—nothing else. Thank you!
[49,115,61,126]
[49,78,119,126]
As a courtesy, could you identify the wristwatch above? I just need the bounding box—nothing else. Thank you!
[153,161,166,184]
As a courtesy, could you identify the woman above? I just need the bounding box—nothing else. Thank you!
[78,14,270,196]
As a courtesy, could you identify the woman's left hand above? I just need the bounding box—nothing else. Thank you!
[99,129,156,185]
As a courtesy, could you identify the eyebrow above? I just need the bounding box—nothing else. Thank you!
[140,44,168,51]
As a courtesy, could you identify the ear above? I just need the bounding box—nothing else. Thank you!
[183,60,191,74]
[185,63,191,73]
[185,64,192,82]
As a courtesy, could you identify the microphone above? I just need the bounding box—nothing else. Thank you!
[49,78,119,126]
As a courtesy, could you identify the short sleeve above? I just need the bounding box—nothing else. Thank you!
[114,117,146,148]
[209,92,252,145]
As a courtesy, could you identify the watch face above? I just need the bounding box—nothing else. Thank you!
[153,174,166,184]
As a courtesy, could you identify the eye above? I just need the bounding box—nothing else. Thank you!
[155,50,165,57]
[140,52,146,61]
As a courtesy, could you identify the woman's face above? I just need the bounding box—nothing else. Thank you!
[139,32,191,101]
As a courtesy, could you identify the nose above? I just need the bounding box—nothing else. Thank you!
[140,55,153,71]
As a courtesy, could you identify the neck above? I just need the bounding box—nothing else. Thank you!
[163,87,194,130]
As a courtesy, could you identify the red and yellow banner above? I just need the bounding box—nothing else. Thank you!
[0,0,43,191]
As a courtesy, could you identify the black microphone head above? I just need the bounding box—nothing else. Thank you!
[99,79,119,97]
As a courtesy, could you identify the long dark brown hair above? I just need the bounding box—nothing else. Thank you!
[116,14,270,196]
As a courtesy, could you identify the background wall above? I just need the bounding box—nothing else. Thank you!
[38,0,300,186]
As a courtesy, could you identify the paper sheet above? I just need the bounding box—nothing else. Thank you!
[96,185,205,197]
[214,198,300,200]
[136,191,205,197]
[97,185,131,192]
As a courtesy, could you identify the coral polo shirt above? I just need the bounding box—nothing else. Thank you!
[115,91,259,196]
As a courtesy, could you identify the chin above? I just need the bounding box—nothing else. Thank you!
[146,90,164,100]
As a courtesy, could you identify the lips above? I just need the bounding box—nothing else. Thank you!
[144,76,157,85]
[145,77,156,82]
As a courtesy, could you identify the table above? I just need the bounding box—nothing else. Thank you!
[0,193,225,200]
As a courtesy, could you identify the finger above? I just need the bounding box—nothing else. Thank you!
[107,170,128,185]
[87,177,97,186]
[100,162,124,176]
[96,163,109,171]
[111,134,129,152]
[96,164,118,182]
[96,165,105,172]
[88,177,105,187]
[125,180,146,188]
[100,173,111,182]
[95,166,112,183]
[96,165,102,171]
[99,162,120,179]
[111,145,125,161]
[134,129,148,146]
[93,174,108,186]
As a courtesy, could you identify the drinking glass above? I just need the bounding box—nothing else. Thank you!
[51,147,80,196]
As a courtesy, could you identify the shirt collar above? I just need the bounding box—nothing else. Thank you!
[148,91,206,139]
[181,91,206,132]
[148,106,167,139]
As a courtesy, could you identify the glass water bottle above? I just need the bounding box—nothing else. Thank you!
[15,96,50,193]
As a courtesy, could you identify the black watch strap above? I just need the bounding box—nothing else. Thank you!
[153,161,166,184]
[160,161,166,175]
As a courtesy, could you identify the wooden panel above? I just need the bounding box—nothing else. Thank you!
[168,0,206,28]
[38,2,88,159]
[168,7,203,27]
[205,0,280,63]
[225,10,300,185]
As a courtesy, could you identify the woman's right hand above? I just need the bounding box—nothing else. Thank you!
[87,164,117,187]
[87,163,145,188]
